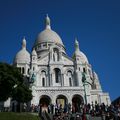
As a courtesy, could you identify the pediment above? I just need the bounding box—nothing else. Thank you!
[62,54,74,65]
[37,55,49,65]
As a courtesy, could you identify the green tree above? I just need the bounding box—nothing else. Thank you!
[12,83,32,112]
[12,84,32,103]
[0,62,22,101]
[0,62,32,104]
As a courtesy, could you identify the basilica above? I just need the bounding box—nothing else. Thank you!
[13,15,110,111]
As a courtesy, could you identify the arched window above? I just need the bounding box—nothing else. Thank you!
[83,67,86,73]
[42,78,45,87]
[69,78,72,86]
[27,68,29,74]
[67,71,72,86]
[54,68,61,83]
[33,57,35,60]
[42,43,47,48]
[41,70,46,75]
[33,67,35,71]
[41,70,46,86]
[22,67,24,74]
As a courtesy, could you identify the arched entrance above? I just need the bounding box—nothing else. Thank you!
[72,94,84,113]
[56,95,68,109]
[39,95,51,112]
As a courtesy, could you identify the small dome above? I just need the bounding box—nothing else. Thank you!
[34,15,64,46]
[73,38,89,64]
[14,49,30,63]
[14,38,30,64]
[32,49,37,56]
[74,50,89,63]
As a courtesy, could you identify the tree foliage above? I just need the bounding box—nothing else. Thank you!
[0,62,32,103]
[12,84,32,103]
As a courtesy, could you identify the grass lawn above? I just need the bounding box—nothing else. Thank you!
[0,112,40,120]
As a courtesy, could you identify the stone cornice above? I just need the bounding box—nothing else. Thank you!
[35,86,84,92]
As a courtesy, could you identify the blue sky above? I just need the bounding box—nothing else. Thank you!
[0,0,120,101]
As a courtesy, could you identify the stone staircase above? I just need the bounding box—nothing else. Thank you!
[40,112,102,120]
[41,112,52,120]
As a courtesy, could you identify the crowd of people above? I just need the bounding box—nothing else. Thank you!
[5,101,119,120]
[0,100,120,119]
[34,101,120,120]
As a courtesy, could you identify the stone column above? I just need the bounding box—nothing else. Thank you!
[25,64,28,75]
[59,50,62,60]
[61,73,64,86]
[50,73,53,86]
[68,96,72,114]
[46,74,48,87]
[52,96,56,114]
[49,50,52,61]
[62,74,64,86]
[75,71,83,87]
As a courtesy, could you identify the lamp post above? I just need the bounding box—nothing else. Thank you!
[82,72,87,105]
[106,97,108,105]
[82,72,93,105]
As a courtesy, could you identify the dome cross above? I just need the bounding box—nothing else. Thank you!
[45,14,51,29]
[22,37,26,49]
[75,38,80,51]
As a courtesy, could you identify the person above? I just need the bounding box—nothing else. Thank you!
[75,114,82,120]
[105,112,111,120]
[23,103,27,112]
[101,111,105,120]
[51,103,54,114]
[59,104,63,114]
[68,103,72,114]
[82,108,87,120]
[38,104,42,117]
[48,105,51,113]
[64,103,68,113]
[117,112,120,120]
[55,104,58,115]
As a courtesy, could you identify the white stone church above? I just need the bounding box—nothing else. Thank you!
[13,15,110,111]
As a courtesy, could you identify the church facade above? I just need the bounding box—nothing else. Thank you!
[13,15,110,111]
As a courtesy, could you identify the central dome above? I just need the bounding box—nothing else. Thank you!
[34,15,64,46]
[35,28,63,45]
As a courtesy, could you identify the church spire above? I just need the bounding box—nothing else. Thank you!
[22,37,26,49]
[32,48,37,56]
[45,14,51,29]
[75,38,80,51]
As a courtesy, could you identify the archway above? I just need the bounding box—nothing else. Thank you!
[56,95,68,109]
[39,95,51,112]
[67,70,73,86]
[72,94,84,113]
[54,68,61,83]
[41,70,46,87]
